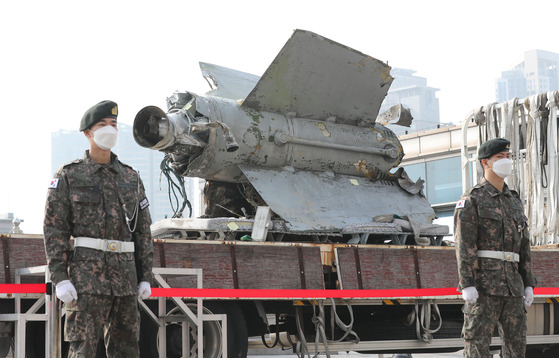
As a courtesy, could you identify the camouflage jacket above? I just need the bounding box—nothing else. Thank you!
[44,151,154,296]
[454,179,536,297]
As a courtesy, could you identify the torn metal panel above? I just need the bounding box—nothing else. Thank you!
[200,62,260,101]
[240,165,436,232]
[375,104,414,127]
[242,29,393,125]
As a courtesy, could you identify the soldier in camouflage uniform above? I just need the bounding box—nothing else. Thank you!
[44,100,154,357]
[454,138,536,358]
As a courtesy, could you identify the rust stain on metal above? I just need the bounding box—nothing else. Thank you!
[315,122,331,137]
[352,159,376,178]
[379,66,393,87]
[250,144,261,155]
[347,58,368,72]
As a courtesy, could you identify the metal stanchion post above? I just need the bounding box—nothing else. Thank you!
[48,283,61,358]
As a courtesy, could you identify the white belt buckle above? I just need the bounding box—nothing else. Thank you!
[107,240,119,252]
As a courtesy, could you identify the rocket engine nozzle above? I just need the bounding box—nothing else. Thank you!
[133,106,169,149]
[133,105,208,152]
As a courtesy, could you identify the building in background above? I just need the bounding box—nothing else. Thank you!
[51,123,203,222]
[398,124,478,239]
[496,49,559,102]
[0,213,23,234]
[381,68,441,135]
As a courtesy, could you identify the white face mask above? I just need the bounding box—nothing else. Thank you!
[489,158,512,178]
[91,125,118,150]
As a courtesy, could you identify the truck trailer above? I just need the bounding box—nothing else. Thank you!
[1,29,559,358]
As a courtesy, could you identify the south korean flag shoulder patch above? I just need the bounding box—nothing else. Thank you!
[139,197,150,210]
[455,199,466,209]
[48,178,59,189]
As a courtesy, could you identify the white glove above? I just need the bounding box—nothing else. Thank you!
[524,287,534,307]
[56,280,78,303]
[138,281,151,300]
[462,286,479,304]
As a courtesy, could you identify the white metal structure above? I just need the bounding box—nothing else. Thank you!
[460,90,559,245]
[0,266,226,358]
[144,268,227,358]
[0,266,51,357]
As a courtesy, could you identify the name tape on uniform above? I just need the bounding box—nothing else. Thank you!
[140,197,149,210]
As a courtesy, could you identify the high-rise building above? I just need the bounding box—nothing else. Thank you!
[380,68,441,135]
[50,123,203,223]
[496,49,559,102]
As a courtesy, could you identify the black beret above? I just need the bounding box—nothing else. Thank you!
[80,100,118,131]
[478,138,510,159]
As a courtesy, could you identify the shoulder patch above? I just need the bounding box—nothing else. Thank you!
[48,178,59,189]
[53,158,82,175]
[63,158,83,167]
[467,184,483,194]
[118,160,137,173]
[455,199,466,209]
[140,197,149,210]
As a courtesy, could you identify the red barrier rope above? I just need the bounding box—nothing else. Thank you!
[534,287,559,295]
[0,285,557,299]
[0,284,47,294]
[150,287,460,299]
[151,287,559,299]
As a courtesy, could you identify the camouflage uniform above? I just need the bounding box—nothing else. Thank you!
[44,151,154,357]
[454,178,536,358]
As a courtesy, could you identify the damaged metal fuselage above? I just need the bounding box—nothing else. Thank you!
[133,29,447,241]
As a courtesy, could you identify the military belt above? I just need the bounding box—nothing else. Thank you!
[74,237,135,253]
[477,250,519,262]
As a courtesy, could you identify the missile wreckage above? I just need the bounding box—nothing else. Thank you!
[133,29,448,244]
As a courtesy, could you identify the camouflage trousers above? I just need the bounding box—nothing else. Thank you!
[462,294,526,358]
[64,294,140,358]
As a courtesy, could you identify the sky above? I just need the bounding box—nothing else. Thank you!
[2,0,559,234]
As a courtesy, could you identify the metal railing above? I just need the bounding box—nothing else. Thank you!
[0,265,51,357]
[0,266,227,358]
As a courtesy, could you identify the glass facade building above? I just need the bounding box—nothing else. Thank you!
[398,123,479,238]
[403,156,464,207]
[401,155,467,238]
[496,49,559,102]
